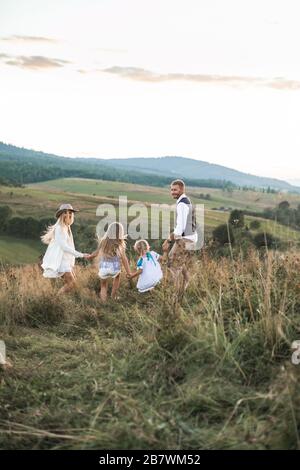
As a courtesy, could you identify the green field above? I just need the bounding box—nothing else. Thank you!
[30,178,173,204]
[0,236,42,265]
[1,250,299,449]
[30,177,300,210]
[1,177,300,219]
[1,178,300,265]
[1,179,300,450]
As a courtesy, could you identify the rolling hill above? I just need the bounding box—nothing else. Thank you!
[101,156,300,191]
[1,141,299,192]
[1,177,300,265]
[0,142,234,190]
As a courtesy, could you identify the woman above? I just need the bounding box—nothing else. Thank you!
[41,203,89,294]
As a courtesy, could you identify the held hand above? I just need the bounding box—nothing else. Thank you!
[162,240,171,252]
[83,253,92,259]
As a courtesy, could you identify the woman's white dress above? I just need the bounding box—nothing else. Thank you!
[41,224,84,278]
[98,254,121,279]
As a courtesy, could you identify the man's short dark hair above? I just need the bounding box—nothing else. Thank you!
[171,179,185,189]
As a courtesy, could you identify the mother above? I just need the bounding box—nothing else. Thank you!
[41,203,89,294]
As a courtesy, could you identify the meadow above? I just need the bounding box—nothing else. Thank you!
[0,247,299,449]
[0,177,300,450]
[1,178,300,264]
[30,177,300,211]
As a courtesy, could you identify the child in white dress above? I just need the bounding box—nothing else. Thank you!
[41,204,89,294]
[127,239,167,293]
[88,222,131,302]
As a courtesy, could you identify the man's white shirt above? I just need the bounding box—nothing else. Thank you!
[173,193,198,243]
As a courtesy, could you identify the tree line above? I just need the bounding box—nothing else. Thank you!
[243,201,300,230]
[0,145,236,190]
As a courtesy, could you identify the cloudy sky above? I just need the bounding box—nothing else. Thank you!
[1,0,300,182]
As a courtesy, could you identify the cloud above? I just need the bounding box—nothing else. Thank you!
[101,66,300,90]
[267,78,300,90]
[0,53,70,69]
[1,35,58,43]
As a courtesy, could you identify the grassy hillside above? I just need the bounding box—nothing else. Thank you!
[0,249,299,449]
[24,179,300,243]
[1,179,300,266]
[29,178,300,211]
[0,142,235,190]
[2,141,298,191]
[101,156,300,191]
[0,237,42,265]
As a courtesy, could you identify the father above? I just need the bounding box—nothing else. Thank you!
[162,179,198,292]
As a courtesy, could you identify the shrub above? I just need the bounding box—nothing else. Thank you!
[0,205,13,232]
[212,223,235,245]
[253,232,278,249]
[250,220,261,230]
[229,209,245,228]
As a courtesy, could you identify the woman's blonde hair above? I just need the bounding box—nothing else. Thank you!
[40,212,71,245]
[98,222,127,258]
[134,239,150,255]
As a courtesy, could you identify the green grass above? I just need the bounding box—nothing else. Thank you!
[0,236,42,265]
[1,178,300,218]
[29,178,300,210]
[1,179,300,449]
[245,216,300,242]
[1,179,300,264]
[0,250,300,449]
[30,178,173,204]
[204,211,300,242]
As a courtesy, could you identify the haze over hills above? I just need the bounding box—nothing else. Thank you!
[0,141,299,192]
[100,156,299,192]
[287,179,300,187]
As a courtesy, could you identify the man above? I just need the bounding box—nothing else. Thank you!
[162,179,198,292]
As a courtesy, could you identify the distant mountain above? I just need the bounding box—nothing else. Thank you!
[0,142,234,190]
[287,179,300,187]
[100,156,300,192]
[0,142,299,192]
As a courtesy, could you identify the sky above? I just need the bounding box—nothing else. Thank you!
[1,0,300,182]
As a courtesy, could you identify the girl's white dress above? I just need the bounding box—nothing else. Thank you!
[98,254,121,279]
[41,224,84,278]
[136,251,163,293]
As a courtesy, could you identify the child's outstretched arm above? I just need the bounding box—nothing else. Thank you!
[120,250,132,275]
[86,247,100,260]
[127,255,144,279]
[127,268,142,279]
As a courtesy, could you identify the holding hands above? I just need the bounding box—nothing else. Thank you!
[162,239,172,252]
[83,251,98,260]
[126,271,135,279]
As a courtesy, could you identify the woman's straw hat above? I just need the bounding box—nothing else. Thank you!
[55,203,79,219]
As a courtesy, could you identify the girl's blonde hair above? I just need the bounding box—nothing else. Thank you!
[134,239,150,255]
[98,222,127,258]
[40,213,71,245]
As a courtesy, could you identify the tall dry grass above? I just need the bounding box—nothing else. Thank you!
[0,247,299,449]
